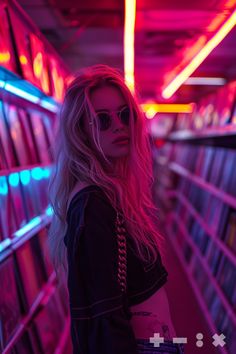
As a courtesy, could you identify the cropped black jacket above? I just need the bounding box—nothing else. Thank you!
[64,185,168,354]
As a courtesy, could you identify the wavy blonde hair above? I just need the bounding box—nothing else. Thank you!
[48,64,165,271]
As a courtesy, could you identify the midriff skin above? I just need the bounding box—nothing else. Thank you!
[129,285,176,341]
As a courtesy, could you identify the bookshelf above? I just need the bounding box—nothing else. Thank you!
[0,1,72,351]
[0,220,71,354]
[153,80,236,354]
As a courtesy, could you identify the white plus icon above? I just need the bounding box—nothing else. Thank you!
[212,333,226,347]
[149,333,164,347]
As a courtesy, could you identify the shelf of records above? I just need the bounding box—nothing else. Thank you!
[165,212,235,354]
[153,143,236,354]
[0,227,70,354]
[0,165,53,254]
[154,143,236,264]
[168,127,236,149]
[155,189,236,353]
[169,80,236,138]
[157,178,236,317]
[155,143,236,210]
[165,202,236,354]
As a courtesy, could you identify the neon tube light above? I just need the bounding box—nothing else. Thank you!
[162,10,236,99]
[184,77,226,85]
[142,103,194,119]
[46,206,53,216]
[124,0,136,93]
[0,79,58,112]
[14,216,41,238]
[40,99,58,112]
[4,82,40,103]
[0,238,11,252]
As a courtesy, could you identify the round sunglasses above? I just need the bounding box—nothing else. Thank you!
[93,106,132,131]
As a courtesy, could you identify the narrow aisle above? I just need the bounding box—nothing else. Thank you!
[162,228,220,354]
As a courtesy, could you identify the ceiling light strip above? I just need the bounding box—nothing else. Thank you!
[124,0,136,93]
[162,10,236,99]
[184,77,226,85]
[142,103,194,118]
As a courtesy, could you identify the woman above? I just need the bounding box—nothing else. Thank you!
[48,65,184,354]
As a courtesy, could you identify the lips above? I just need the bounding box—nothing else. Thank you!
[113,136,129,143]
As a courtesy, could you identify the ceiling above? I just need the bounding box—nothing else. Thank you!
[17,0,236,104]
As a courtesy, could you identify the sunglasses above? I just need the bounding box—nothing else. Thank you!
[95,106,132,131]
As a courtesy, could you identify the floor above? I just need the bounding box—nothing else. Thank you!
[162,229,221,354]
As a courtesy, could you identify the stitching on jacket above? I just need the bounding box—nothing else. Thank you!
[70,293,123,309]
[72,322,82,352]
[71,305,123,320]
[71,194,92,256]
[129,271,167,299]
[78,193,90,228]
[144,260,157,272]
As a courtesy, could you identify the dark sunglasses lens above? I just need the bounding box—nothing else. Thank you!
[97,112,111,130]
[120,108,130,125]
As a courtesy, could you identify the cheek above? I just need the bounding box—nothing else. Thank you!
[99,133,111,149]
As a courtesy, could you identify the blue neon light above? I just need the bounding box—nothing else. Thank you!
[42,168,51,179]
[5,83,40,103]
[14,216,41,238]
[0,79,58,113]
[0,238,11,252]
[9,173,20,187]
[46,206,53,216]
[31,167,44,180]
[0,176,8,195]
[41,99,58,113]
[20,170,31,185]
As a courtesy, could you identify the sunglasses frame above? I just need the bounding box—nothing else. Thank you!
[89,106,132,131]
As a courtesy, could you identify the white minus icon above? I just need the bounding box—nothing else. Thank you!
[173,337,188,344]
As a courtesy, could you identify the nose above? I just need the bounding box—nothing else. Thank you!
[111,111,125,130]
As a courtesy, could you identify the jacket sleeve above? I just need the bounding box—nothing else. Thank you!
[67,191,139,354]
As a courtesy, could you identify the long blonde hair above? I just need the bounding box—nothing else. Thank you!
[48,64,165,271]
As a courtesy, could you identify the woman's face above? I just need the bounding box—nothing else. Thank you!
[84,84,131,160]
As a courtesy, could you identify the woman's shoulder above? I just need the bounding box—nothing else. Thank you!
[67,182,112,214]
[65,183,116,246]
[67,182,92,209]
[65,183,115,246]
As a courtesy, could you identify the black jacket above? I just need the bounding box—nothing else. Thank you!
[64,185,168,354]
